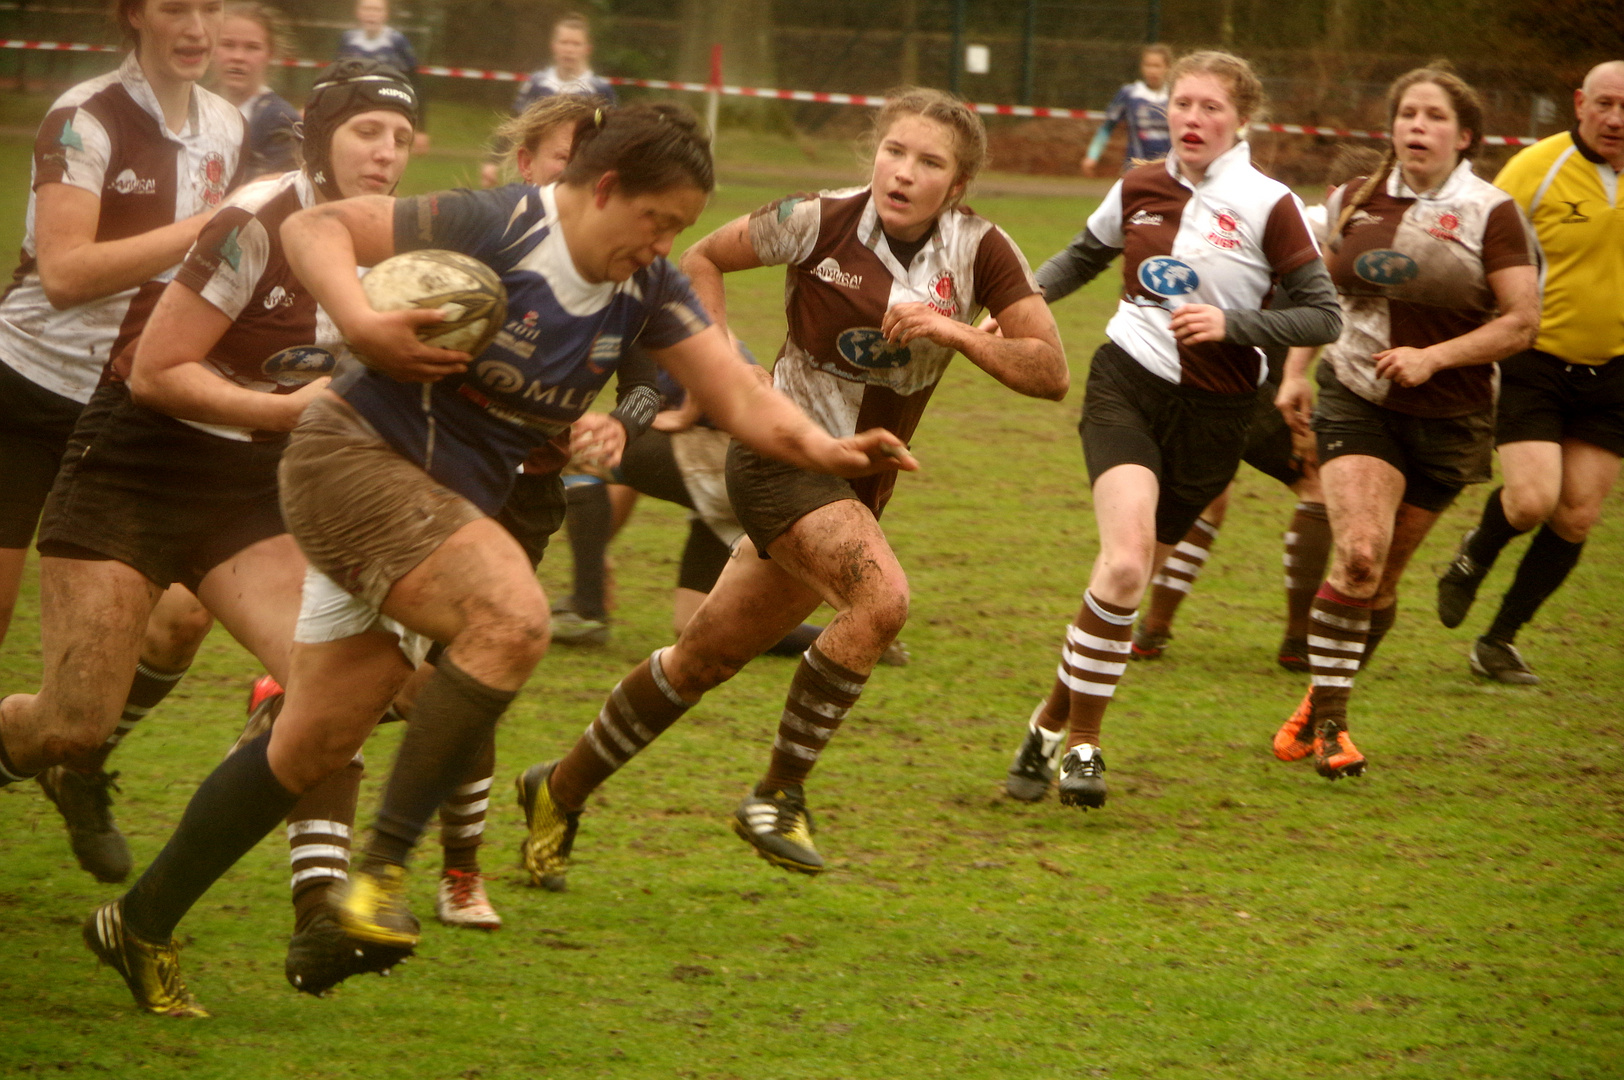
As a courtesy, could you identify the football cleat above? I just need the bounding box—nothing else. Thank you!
[732,785,823,875]
[1005,703,1066,802]
[1130,625,1171,660]
[435,869,502,930]
[515,761,580,892]
[226,674,284,759]
[1436,530,1488,629]
[1057,745,1107,809]
[37,765,131,883]
[334,862,419,948]
[83,899,208,1018]
[1272,688,1317,762]
[286,906,415,996]
[1470,637,1539,686]
[1313,717,1366,780]
[1276,635,1311,674]
[549,609,609,647]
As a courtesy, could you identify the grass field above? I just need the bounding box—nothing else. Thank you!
[1,103,1622,1079]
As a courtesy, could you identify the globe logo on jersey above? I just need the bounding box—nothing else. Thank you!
[1353,249,1420,287]
[1138,256,1200,306]
[261,346,336,386]
[836,327,912,371]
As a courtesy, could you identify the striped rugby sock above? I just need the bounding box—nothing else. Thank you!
[549,648,696,812]
[287,755,363,930]
[440,731,495,874]
[1283,502,1332,641]
[1307,583,1372,726]
[759,642,866,794]
[1143,517,1219,633]
[1058,591,1136,750]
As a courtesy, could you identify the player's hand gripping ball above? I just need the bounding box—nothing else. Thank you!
[359,250,508,358]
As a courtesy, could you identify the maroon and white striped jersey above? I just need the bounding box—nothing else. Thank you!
[163,170,351,442]
[1088,142,1320,394]
[1320,159,1540,418]
[0,54,246,403]
[747,187,1039,448]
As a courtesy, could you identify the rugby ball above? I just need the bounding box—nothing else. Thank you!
[359,249,508,358]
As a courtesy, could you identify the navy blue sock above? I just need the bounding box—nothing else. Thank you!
[1486,525,1583,643]
[1465,488,1526,569]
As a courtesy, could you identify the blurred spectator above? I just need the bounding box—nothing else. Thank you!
[482,13,615,186]
[336,0,429,149]
[1082,43,1172,177]
[214,2,300,178]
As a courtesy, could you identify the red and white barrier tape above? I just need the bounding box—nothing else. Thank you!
[0,39,1540,147]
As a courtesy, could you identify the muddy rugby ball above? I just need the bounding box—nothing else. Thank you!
[359,249,508,359]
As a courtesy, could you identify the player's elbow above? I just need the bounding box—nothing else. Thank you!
[37,263,95,310]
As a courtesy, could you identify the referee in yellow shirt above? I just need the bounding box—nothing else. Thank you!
[1437,60,1624,684]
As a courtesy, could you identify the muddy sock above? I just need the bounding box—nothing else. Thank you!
[1306,584,1371,729]
[759,642,866,793]
[287,755,363,932]
[549,649,696,811]
[440,730,495,874]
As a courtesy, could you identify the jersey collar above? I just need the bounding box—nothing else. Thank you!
[119,52,198,143]
[1570,127,1611,167]
[1164,137,1251,190]
[1131,80,1169,104]
[1386,156,1476,201]
[857,187,946,284]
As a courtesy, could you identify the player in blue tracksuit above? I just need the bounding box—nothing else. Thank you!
[1083,43,1173,177]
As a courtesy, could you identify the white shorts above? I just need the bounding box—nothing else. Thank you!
[293,566,434,667]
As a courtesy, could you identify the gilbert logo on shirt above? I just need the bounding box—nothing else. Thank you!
[813,258,863,290]
[1427,210,1462,242]
[1128,210,1164,227]
[109,168,157,195]
[927,271,958,317]
[262,286,295,309]
[1204,208,1242,250]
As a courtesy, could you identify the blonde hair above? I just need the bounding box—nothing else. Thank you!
[224,1,292,60]
[1167,50,1265,125]
[865,87,989,200]
[490,94,603,183]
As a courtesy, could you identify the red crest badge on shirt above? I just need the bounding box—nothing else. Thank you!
[1427,210,1462,242]
[200,152,227,207]
[1204,208,1242,250]
[927,270,958,317]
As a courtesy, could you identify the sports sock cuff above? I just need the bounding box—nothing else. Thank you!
[0,729,34,783]
[1294,500,1329,519]
[649,647,700,707]
[134,661,187,683]
[1084,590,1137,625]
[1316,582,1372,608]
[804,642,867,695]
[433,655,518,712]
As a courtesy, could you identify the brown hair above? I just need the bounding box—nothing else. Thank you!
[1167,50,1265,125]
[560,102,714,196]
[865,86,989,200]
[490,93,602,183]
[1334,65,1484,236]
[110,0,146,46]
[553,12,591,37]
[1141,43,1173,65]
[224,1,292,60]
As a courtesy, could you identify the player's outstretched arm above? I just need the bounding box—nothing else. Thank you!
[128,283,328,431]
[677,214,762,341]
[649,324,917,479]
[282,196,469,382]
[883,292,1067,401]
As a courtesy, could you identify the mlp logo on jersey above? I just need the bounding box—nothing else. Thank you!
[1204,208,1242,250]
[837,327,911,371]
[1138,256,1199,308]
[261,346,336,386]
[1353,249,1420,287]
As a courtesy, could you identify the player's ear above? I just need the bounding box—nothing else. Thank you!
[593,170,619,208]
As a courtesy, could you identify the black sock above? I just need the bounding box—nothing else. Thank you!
[1486,525,1584,643]
[565,482,613,621]
[122,732,298,942]
[365,657,514,868]
[1465,488,1526,569]
[765,622,822,658]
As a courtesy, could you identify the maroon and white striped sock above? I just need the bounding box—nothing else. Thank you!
[1143,517,1219,633]
[1058,591,1136,749]
[1307,583,1371,726]
[1283,502,1332,641]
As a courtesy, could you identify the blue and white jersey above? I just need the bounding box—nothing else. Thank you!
[343,183,712,514]
[335,27,418,76]
[511,66,617,114]
[1102,80,1170,167]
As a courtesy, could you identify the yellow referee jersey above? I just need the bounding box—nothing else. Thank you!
[1495,131,1624,365]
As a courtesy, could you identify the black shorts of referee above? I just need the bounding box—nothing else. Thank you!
[1079,341,1258,545]
[1495,348,1624,456]
[1311,362,1493,514]
[36,382,286,591]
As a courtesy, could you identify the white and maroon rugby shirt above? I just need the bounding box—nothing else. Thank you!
[0,54,246,403]
[1320,159,1540,418]
[162,170,351,442]
[1085,141,1321,394]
